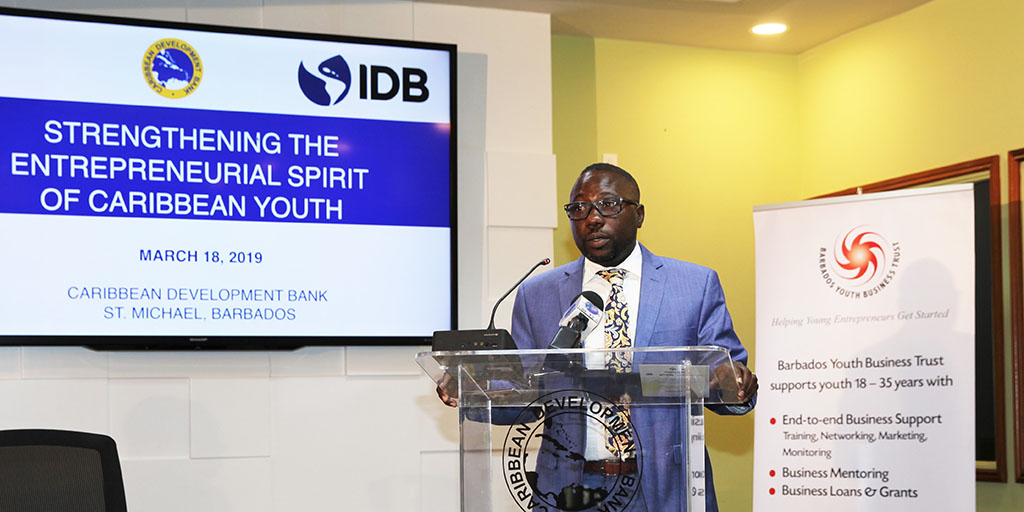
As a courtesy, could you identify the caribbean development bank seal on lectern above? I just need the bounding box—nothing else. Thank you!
[418,346,745,512]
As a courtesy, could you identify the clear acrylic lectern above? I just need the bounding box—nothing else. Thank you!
[417,346,745,512]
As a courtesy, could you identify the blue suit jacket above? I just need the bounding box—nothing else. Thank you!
[510,245,752,511]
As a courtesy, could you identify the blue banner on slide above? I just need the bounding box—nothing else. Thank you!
[0,97,451,228]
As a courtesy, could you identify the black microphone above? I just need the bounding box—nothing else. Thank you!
[549,291,604,349]
[432,258,551,351]
[488,258,551,329]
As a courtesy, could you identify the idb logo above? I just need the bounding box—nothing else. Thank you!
[298,55,430,106]
[298,55,352,106]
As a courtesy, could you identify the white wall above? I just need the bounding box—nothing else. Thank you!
[0,1,555,510]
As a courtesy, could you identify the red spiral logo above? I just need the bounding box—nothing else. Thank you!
[832,227,888,286]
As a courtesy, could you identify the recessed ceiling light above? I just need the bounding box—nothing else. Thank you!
[752,23,787,35]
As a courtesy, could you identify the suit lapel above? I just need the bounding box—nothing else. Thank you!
[558,257,585,312]
[635,245,664,348]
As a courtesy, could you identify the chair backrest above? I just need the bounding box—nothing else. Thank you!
[0,429,128,512]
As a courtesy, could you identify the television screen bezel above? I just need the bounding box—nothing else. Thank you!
[0,6,458,350]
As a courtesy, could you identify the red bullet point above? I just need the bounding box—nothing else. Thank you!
[769,488,776,495]
[770,470,776,477]
[770,417,776,425]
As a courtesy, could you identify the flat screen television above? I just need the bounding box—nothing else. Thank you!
[0,7,456,349]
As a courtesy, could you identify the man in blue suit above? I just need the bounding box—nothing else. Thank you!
[509,163,757,511]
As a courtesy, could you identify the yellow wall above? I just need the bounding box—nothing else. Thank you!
[552,0,1024,509]
[798,0,1024,197]
[552,36,598,266]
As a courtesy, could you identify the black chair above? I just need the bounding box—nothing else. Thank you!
[0,430,128,512]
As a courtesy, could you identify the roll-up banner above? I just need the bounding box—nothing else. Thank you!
[752,184,975,511]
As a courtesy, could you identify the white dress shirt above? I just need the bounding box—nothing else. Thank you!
[581,241,642,461]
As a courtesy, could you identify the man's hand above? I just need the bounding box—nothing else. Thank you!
[436,375,457,407]
[733,361,758,402]
[711,361,758,403]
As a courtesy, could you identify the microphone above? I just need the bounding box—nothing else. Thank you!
[549,291,605,349]
[488,258,551,329]
[432,257,551,351]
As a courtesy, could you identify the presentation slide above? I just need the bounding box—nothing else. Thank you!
[0,10,454,342]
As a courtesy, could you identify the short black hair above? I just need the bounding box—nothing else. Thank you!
[579,162,641,201]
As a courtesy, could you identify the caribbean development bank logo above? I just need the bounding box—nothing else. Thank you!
[819,226,901,299]
[142,39,203,98]
[298,55,352,106]
[503,389,642,512]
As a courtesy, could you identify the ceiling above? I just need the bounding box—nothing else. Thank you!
[415,0,933,54]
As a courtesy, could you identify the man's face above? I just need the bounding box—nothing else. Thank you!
[569,170,644,267]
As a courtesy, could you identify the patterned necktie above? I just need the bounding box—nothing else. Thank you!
[598,268,634,459]
[598,268,632,371]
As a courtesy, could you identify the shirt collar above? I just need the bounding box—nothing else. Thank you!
[583,241,643,279]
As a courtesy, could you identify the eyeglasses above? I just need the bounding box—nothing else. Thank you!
[563,197,639,221]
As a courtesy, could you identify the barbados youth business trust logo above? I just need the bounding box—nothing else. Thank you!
[142,39,203,99]
[503,389,641,512]
[819,226,901,298]
[298,55,352,106]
